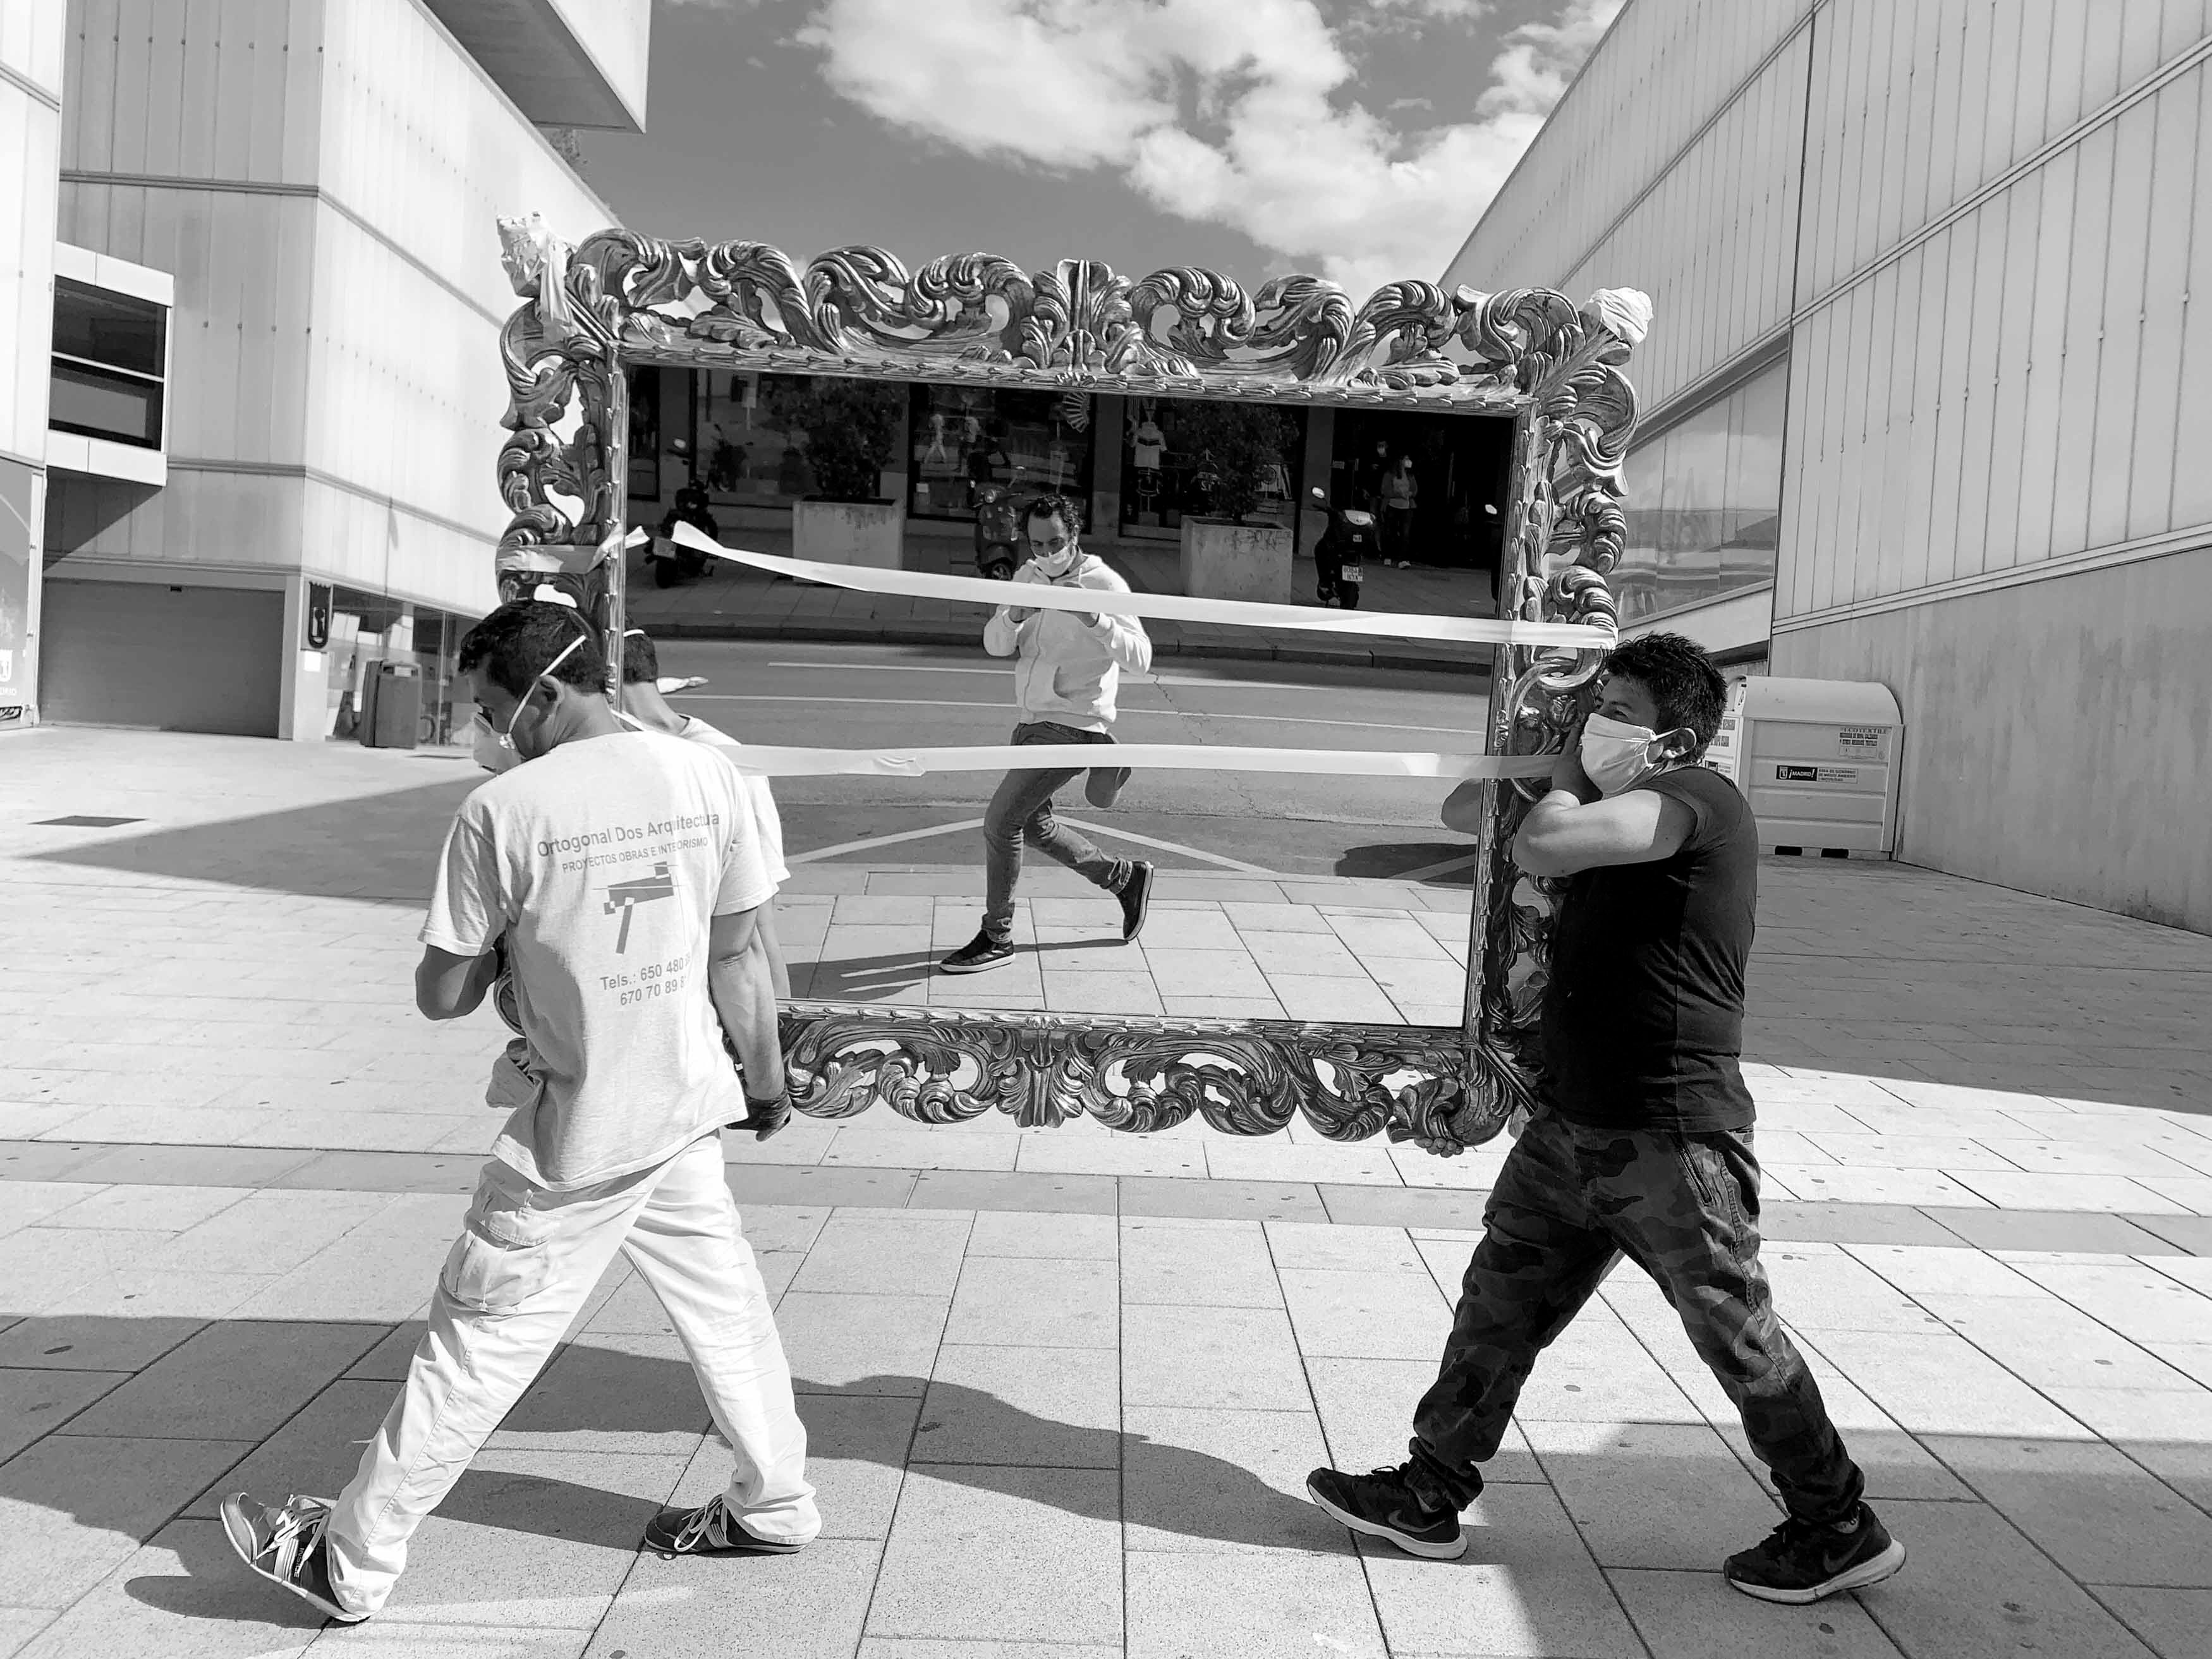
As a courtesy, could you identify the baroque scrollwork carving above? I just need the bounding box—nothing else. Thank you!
[491,212,1647,1156]
[780,1002,1483,1154]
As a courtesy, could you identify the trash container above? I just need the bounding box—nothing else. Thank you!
[358,662,420,751]
[1700,677,1901,858]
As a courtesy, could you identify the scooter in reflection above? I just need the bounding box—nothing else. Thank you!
[1310,484,1375,609]
[973,481,1022,580]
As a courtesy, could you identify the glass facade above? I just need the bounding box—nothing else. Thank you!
[629,368,909,515]
[1615,357,1787,624]
[1119,394,1301,537]
[910,384,1093,520]
[50,277,167,450]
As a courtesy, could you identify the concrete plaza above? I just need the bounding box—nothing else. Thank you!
[2,727,2210,1658]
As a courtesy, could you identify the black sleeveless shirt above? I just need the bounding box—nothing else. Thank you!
[1538,765,1758,1133]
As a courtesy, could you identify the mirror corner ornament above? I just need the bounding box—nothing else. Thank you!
[490,214,1648,1155]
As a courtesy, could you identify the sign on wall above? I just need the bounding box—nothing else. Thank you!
[0,459,37,729]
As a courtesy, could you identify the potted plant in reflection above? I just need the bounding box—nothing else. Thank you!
[1168,400,1301,603]
[763,376,907,569]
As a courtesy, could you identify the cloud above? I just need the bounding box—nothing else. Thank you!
[791,0,1624,295]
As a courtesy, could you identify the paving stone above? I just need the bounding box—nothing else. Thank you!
[0,1435,255,1607]
[1123,1303,1310,1412]
[583,1536,880,1658]
[487,1329,710,1456]
[1118,1174,1326,1221]
[1512,1313,1706,1426]
[1357,1481,1645,1658]
[2043,1389,2212,1504]
[0,1367,130,1461]
[824,1128,1019,1173]
[1203,1137,1402,1184]
[964,1208,1118,1258]
[152,1189,394,1275]
[1120,1216,1281,1307]
[2091,1587,2212,1659]
[0,1226,162,1309]
[1610,1565,1907,1658]
[1794,1328,2098,1438]
[379,1449,690,1628]
[344,1321,427,1382]
[0,1181,94,1240]
[941,1255,1116,1351]
[791,1212,973,1297]
[1318,1182,1490,1229]
[181,1378,391,1520]
[1917,1292,2193,1390]
[1301,1354,1544,1484]
[908,1169,1120,1214]
[1767,1166,1992,1207]
[1277,1266,1450,1359]
[1125,1551,1385,1658]
[1017,1133,1208,1178]
[1526,1419,1781,1571]
[1123,1404,1347,1557]
[1763,1246,1942,1330]
[726,1164,918,1210]
[1761,1201,1962,1246]
[859,1644,1117,1659]
[7,1518,319,1659]
[324,1622,592,1656]
[2003,1259,2212,1345]
[2125,1213,2212,1254]
[1842,1243,2045,1296]
[916,1344,1119,1468]
[61,1319,384,1441]
[0,1610,54,1659]
[0,1311,208,1373]
[1924,1434,2212,1588]
[865,1465,1121,1644]
[782,1292,948,1395]
[1860,1497,2165,1658]
[1264,1219,1423,1272]
[38,1183,255,1232]
[665,1390,917,1541]
[731,1201,832,1255]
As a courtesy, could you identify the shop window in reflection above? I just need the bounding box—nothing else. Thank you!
[909,385,1093,520]
[1119,395,1302,538]
[1617,359,1787,624]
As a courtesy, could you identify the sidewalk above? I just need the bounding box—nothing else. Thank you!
[623,530,1501,674]
[2,728,2209,1657]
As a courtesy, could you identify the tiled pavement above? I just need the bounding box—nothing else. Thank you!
[3,729,2211,1656]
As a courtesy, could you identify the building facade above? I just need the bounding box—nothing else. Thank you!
[1450,0,2212,931]
[8,0,635,743]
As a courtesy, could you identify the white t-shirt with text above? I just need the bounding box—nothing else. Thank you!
[422,728,772,1191]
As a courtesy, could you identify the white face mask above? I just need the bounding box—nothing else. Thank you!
[1030,526,1080,579]
[1579,712,1674,797]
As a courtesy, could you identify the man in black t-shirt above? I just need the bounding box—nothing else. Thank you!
[1308,635,1905,1607]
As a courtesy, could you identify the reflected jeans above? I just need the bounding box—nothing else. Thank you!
[1408,1112,1864,1526]
[322,1134,817,1613]
[981,721,1131,941]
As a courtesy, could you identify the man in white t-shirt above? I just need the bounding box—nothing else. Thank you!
[221,602,818,1624]
[617,626,793,997]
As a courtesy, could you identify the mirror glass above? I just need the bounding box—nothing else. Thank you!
[621,363,1510,1028]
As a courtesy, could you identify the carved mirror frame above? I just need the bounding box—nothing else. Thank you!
[490,216,1649,1157]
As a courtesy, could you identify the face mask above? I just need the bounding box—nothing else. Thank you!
[1579,712,1672,797]
[470,711,520,775]
[490,633,586,763]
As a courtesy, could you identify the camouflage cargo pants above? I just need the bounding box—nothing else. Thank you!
[1409,1110,1864,1526]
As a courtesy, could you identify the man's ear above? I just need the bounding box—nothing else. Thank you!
[1657,726,1698,761]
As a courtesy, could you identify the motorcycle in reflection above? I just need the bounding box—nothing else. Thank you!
[973,481,1022,580]
[1309,484,1375,609]
[647,439,719,588]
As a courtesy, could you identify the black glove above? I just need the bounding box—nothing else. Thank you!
[729,1086,791,1142]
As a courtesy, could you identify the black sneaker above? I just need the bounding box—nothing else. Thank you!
[1084,765,1132,808]
[939,930,1015,974]
[220,1492,368,1623]
[1724,1505,1905,1603]
[1117,861,1155,942]
[644,1495,805,1558]
[1306,1464,1467,1560]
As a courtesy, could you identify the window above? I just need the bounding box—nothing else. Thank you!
[911,384,1094,520]
[1615,358,1786,624]
[51,278,168,450]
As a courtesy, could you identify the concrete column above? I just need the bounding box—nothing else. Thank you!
[277,572,327,741]
[1090,394,1124,542]
[1297,406,1335,561]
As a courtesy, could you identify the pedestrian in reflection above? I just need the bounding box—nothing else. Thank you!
[221,602,817,1625]
[940,493,1155,973]
[1308,633,1905,1606]
[1380,453,1418,566]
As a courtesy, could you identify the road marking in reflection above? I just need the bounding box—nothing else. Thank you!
[1057,816,1280,875]
[786,817,987,866]
[769,660,1008,676]
[679,692,1467,734]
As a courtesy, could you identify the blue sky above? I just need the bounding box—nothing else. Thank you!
[577,0,1622,298]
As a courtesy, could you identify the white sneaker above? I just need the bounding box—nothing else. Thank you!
[221,1492,367,1623]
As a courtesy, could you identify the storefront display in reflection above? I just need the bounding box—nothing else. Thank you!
[909,384,1092,519]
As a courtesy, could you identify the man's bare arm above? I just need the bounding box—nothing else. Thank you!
[416,945,497,1021]
[708,905,788,1138]
[1514,789,1695,877]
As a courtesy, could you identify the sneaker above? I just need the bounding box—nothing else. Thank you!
[220,1492,367,1624]
[1724,1505,1905,1603]
[1085,765,1132,809]
[1117,861,1155,942]
[1306,1464,1467,1560]
[939,930,1014,974]
[644,1494,806,1558]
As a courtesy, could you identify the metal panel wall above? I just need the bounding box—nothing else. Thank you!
[1,0,65,466]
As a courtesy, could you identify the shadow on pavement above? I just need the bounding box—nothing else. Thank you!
[28,778,475,903]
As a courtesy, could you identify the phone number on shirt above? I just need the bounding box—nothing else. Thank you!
[605,954,690,1006]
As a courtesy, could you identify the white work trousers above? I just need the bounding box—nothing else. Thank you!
[322,1132,818,1614]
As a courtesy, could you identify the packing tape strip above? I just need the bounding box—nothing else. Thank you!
[717,742,1555,781]
[649,523,1609,652]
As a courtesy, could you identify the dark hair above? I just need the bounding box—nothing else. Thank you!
[458,601,606,698]
[1023,493,1085,535]
[1601,633,1727,756]
[621,627,659,685]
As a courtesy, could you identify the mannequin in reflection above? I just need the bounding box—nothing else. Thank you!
[940,493,1155,975]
